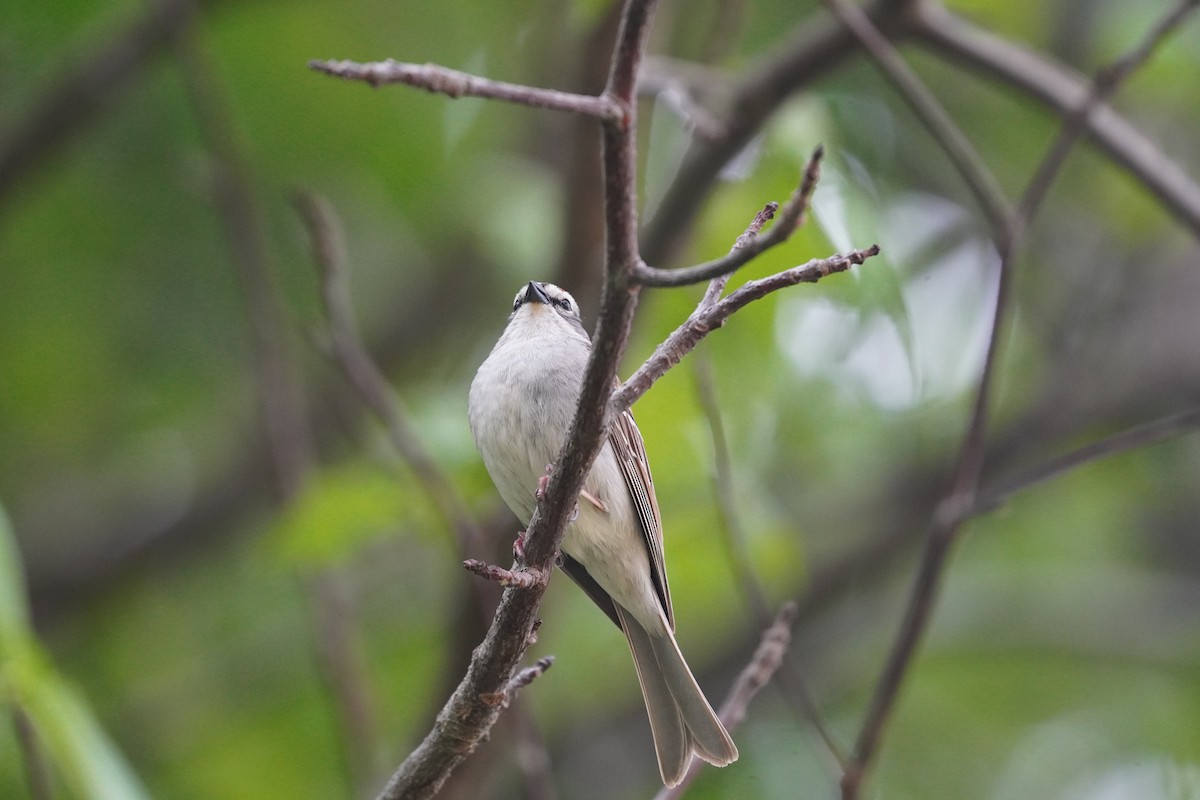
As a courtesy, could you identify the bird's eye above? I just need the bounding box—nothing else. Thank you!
[554,297,572,311]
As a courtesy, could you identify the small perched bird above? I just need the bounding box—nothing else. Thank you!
[468,281,737,786]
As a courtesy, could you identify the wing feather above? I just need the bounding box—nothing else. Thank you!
[609,408,673,628]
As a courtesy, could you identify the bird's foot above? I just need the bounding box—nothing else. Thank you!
[512,531,526,562]
[535,463,553,500]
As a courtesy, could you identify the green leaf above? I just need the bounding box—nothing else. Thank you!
[0,503,32,661]
[12,664,150,800]
[2,503,149,799]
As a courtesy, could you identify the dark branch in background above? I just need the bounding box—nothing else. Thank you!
[174,26,381,796]
[653,602,798,800]
[1015,0,1200,224]
[838,3,1200,797]
[822,0,1011,240]
[641,0,1200,266]
[912,1,1200,240]
[973,407,1200,520]
[639,0,904,264]
[295,192,487,557]
[0,0,212,210]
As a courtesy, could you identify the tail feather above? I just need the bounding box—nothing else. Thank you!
[617,606,738,786]
[619,606,692,785]
[648,630,738,766]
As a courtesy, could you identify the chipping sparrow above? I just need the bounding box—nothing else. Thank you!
[468,281,737,786]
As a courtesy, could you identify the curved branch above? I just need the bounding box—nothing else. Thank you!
[913,1,1200,239]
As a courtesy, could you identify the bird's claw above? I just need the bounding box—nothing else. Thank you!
[535,463,553,500]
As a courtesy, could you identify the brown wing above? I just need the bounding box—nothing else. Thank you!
[609,407,673,629]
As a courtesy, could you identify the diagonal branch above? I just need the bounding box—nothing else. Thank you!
[309,59,622,120]
[1015,0,1200,223]
[972,406,1200,520]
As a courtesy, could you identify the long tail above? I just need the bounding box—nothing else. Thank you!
[617,606,738,786]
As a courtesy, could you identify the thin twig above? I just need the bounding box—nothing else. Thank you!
[463,559,548,589]
[634,146,825,287]
[309,59,622,120]
[637,62,729,141]
[613,246,881,416]
[479,657,556,708]
[823,0,1011,241]
[699,200,780,307]
[653,602,798,800]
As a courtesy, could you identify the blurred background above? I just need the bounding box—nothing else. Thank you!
[2,0,1199,798]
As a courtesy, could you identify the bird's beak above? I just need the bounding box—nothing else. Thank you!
[524,281,551,305]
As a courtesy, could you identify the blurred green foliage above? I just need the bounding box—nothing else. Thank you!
[2,0,1199,799]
